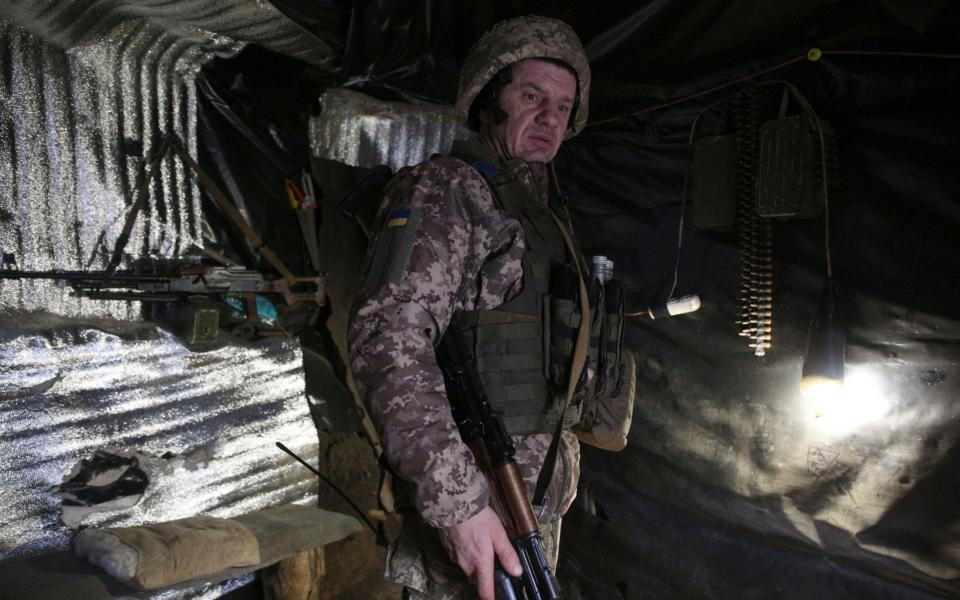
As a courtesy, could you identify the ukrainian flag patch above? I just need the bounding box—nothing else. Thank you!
[367,206,421,287]
[387,209,411,228]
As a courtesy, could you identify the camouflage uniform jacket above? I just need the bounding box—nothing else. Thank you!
[348,139,580,530]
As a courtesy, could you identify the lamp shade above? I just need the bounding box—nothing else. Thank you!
[801,284,844,392]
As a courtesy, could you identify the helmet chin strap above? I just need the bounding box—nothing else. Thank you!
[489,101,509,125]
[477,113,515,161]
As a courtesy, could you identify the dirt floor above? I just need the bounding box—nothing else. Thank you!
[330,571,404,600]
[313,430,402,600]
[224,428,403,600]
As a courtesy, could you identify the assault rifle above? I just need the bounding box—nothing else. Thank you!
[0,261,325,343]
[436,316,561,600]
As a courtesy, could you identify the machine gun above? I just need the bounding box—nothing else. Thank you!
[0,261,325,344]
[1,131,327,345]
[436,315,561,600]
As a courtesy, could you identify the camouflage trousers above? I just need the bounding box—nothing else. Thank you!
[387,433,579,599]
[392,507,564,600]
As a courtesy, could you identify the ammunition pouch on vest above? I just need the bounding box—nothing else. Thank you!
[450,149,629,438]
[552,265,633,451]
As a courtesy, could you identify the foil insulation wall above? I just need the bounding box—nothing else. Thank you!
[0,17,210,319]
[0,324,319,560]
[0,2,338,592]
[0,0,335,318]
[310,88,472,171]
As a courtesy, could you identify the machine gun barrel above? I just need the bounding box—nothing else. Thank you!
[0,264,324,308]
[0,269,169,284]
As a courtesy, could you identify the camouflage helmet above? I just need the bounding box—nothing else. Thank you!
[455,15,591,138]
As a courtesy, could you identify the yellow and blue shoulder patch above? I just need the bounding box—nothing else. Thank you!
[366,206,422,288]
[386,209,412,228]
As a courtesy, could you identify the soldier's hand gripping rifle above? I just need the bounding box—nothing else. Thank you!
[437,315,561,600]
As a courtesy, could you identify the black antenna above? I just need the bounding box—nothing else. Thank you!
[276,442,388,547]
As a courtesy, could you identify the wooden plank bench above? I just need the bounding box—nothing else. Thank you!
[0,504,363,600]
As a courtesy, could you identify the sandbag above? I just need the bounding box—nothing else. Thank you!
[73,515,261,590]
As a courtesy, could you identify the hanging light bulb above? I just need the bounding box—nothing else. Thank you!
[801,284,845,416]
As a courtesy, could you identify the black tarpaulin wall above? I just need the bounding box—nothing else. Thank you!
[198,1,960,597]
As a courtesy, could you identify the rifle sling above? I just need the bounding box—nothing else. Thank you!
[532,206,590,507]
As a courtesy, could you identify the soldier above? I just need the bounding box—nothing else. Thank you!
[349,15,594,600]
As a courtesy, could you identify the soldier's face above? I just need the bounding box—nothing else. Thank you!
[480,59,577,163]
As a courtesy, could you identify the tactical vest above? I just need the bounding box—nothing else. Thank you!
[450,149,584,435]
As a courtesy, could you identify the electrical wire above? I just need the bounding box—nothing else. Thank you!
[588,49,960,130]
[667,78,836,311]
[672,74,842,293]
[597,48,959,303]
[668,94,732,300]
[822,50,960,60]
[744,80,833,281]
[777,83,832,280]
[588,55,808,128]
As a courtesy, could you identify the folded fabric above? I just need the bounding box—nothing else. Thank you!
[73,515,261,590]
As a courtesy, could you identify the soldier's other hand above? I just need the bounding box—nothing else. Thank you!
[438,505,522,600]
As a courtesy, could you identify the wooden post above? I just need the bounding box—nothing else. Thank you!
[261,547,325,600]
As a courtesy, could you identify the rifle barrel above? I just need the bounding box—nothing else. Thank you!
[0,270,170,283]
